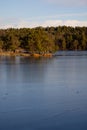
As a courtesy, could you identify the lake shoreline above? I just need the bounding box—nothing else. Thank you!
[0,52,53,58]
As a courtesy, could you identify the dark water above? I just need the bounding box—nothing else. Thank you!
[0,51,87,130]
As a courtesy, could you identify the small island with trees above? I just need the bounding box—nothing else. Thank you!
[0,26,87,57]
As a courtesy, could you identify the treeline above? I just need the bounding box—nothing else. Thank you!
[0,26,87,53]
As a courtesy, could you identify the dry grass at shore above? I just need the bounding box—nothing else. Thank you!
[0,52,53,58]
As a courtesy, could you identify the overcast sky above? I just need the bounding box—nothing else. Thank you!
[0,0,87,28]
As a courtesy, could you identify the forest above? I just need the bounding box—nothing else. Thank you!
[0,26,87,54]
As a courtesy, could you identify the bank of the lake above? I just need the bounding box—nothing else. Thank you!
[0,51,53,57]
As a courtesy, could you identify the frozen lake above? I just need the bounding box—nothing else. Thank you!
[0,51,87,130]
